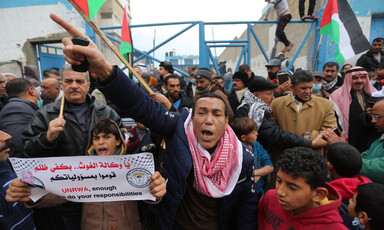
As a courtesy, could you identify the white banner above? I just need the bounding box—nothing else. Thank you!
[9,153,155,202]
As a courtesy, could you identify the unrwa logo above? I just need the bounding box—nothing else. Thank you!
[126,168,151,188]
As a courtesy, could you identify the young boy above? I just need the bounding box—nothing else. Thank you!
[231,117,273,195]
[258,147,348,229]
[6,118,166,230]
[368,72,381,90]
[327,143,371,201]
[348,183,384,230]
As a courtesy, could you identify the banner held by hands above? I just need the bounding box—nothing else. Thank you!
[67,0,153,94]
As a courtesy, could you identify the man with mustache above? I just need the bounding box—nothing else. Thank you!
[265,58,291,98]
[270,70,337,179]
[330,67,379,153]
[322,62,344,94]
[228,71,249,114]
[163,74,193,111]
[21,64,121,229]
[356,37,384,73]
[359,99,384,184]
[194,68,234,120]
[0,130,36,229]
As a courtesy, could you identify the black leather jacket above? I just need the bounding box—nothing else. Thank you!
[22,94,121,158]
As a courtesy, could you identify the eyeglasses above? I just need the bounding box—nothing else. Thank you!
[371,114,384,119]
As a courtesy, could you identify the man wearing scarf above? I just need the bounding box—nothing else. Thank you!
[322,62,344,94]
[49,14,258,230]
[330,67,379,152]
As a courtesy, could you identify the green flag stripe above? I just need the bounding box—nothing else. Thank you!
[120,41,132,61]
[88,0,107,20]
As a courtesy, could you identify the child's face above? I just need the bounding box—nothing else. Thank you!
[276,169,317,215]
[370,75,378,81]
[376,68,384,77]
[348,192,358,219]
[92,132,121,156]
[244,129,258,145]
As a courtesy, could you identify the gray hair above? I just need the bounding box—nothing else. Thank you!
[61,64,89,81]
[292,69,314,86]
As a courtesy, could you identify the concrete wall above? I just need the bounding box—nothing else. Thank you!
[218,0,384,74]
[219,0,325,77]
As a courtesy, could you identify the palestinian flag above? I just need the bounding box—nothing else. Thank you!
[320,0,370,63]
[120,5,133,62]
[73,0,107,20]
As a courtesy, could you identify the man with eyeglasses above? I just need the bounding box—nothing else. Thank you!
[330,67,380,152]
[359,99,384,184]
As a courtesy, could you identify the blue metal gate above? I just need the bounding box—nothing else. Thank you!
[36,44,65,82]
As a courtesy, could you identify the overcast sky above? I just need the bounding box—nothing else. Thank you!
[129,0,267,63]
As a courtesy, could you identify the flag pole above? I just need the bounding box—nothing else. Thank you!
[312,34,324,72]
[67,0,153,94]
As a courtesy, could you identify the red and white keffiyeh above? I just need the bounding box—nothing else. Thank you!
[330,67,376,139]
[184,112,243,198]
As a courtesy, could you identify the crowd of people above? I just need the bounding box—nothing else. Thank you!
[0,13,384,230]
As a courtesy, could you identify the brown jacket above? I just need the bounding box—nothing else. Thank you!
[26,194,142,230]
[270,94,336,140]
[270,94,337,156]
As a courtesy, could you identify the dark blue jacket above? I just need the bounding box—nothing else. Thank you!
[98,66,258,230]
[0,98,38,157]
[0,161,36,229]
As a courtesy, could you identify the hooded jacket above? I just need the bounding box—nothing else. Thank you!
[258,183,348,230]
[26,120,142,230]
[329,175,371,200]
[82,121,141,230]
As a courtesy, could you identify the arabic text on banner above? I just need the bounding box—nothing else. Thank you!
[9,153,155,202]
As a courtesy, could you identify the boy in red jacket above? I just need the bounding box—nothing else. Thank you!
[258,147,348,229]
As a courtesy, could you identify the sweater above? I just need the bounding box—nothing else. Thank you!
[258,183,348,230]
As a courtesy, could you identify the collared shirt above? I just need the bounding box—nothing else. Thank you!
[291,93,303,112]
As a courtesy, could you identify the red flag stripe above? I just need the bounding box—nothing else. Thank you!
[320,0,338,28]
[73,0,90,17]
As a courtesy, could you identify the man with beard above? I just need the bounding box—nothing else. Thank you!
[357,37,384,73]
[163,74,193,111]
[194,68,234,120]
[0,130,36,229]
[228,71,249,113]
[322,62,344,94]
[156,61,186,94]
[330,67,379,153]
[359,99,384,184]
[40,78,63,101]
[265,58,291,98]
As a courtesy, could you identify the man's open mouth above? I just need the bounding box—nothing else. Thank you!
[202,130,213,137]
